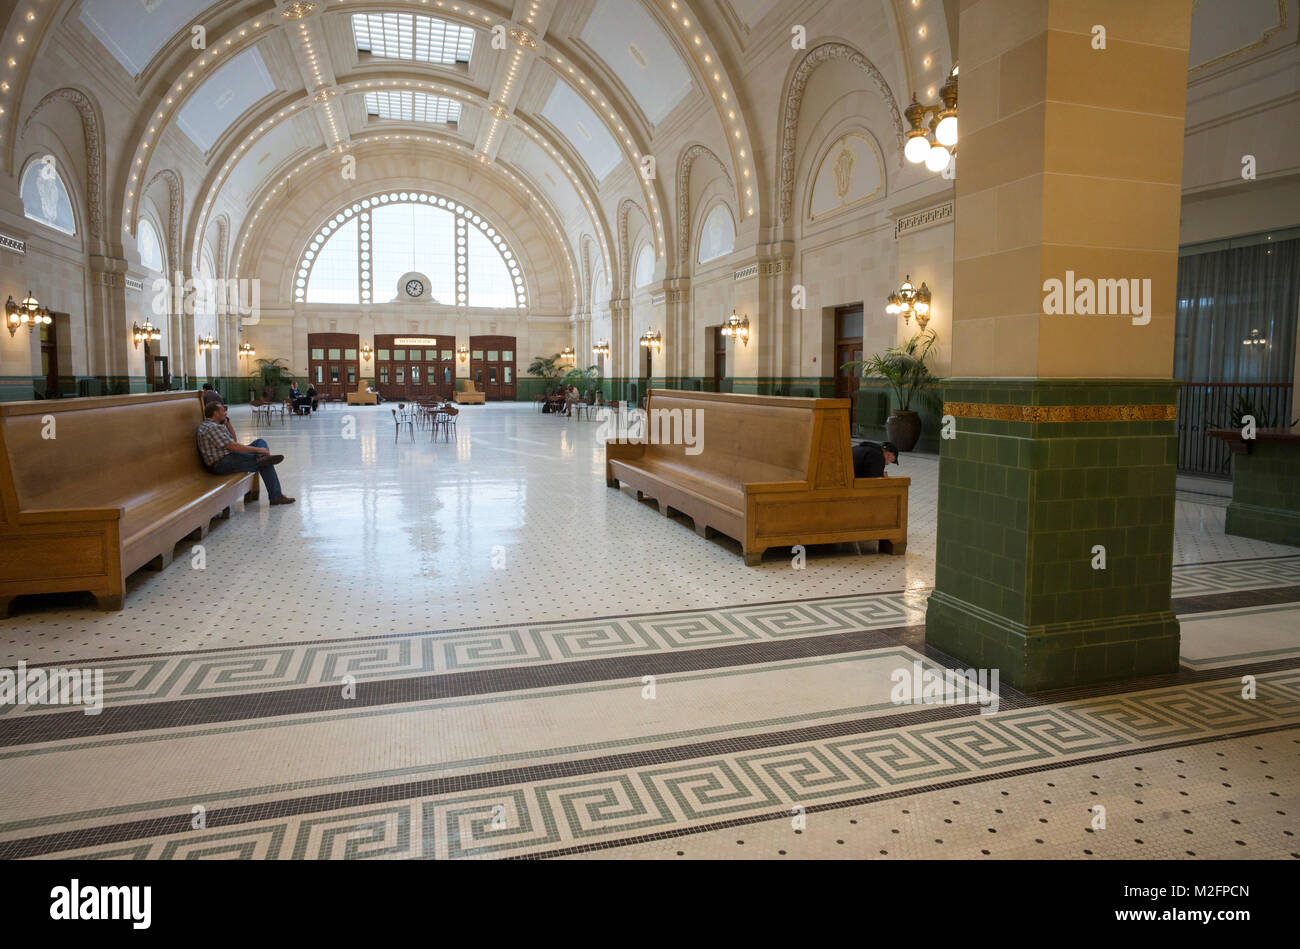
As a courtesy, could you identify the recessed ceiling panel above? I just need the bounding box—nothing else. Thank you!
[540,82,622,181]
[175,46,277,153]
[726,0,785,30]
[364,91,462,125]
[510,130,584,223]
[580,0,692,126]
[78,0,209,77]
[223,111,318,208]
[352,12,475,65]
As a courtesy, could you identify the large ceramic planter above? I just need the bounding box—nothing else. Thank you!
[885,409,922,452]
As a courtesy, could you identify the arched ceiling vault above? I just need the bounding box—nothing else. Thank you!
[231,131,582,309]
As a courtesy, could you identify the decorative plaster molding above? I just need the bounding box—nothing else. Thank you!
[0,232,26,254]
[676,144,733,273]
[145,168,184,275]
[617,198,647,296]
[778,44,905,229]
[894,201,953,239]
[733,264,759,281]
[124,276,144,293]
[21,87,106,241]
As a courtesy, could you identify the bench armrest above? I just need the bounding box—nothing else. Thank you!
[17,506,123,525]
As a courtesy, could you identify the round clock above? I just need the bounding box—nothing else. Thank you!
[405,278,425,299]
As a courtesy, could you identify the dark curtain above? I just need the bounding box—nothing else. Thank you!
[1174,237,1299,383]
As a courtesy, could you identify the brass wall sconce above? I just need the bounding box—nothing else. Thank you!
[197,334,220,353]
[132,320,161,348]
[722,310,750,346]
[638,329,662,353]
[904,65,958,174]
[886,275,932,329]
[237,341,256,358]
[456,343,469,362]
[560,345,576,360]
[592,339,611,358]
[361,342,373,361]
[6,291,52,337]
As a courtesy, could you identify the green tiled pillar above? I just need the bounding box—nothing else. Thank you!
[1224,438,1300,547]
[925,380,1181,691]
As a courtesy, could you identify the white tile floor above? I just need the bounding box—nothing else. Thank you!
[2,403,1293,664]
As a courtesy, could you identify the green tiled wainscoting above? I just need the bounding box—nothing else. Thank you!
[1225,440,1300,547]
[925,379,1182,691]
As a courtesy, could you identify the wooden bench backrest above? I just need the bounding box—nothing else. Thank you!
[0,391,209,515]
[640,390,855,488]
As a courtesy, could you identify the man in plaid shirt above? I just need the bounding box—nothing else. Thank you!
[196,401,295,505]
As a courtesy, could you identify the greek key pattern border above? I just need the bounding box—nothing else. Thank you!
[944,402,1178,423]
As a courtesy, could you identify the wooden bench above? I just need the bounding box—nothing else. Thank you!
[346,382,378,406]
[605,389,908,565]
[453,378,486,405]
[0,391,259,613]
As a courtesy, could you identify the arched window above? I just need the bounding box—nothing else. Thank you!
[20,158,76,235]
[297,191,527,308]
[697,205,735,264]
[137,219,164,273]
[634,244,655,288]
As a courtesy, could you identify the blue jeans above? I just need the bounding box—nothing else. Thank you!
[212,438,282,501]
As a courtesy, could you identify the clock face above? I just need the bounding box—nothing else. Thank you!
[405,278,425,298]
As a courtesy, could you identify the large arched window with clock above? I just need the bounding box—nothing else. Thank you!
[296,191,528,309]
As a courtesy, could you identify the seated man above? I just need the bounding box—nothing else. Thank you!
[563,385,579,416]
[306,384,319,411]
[366,384,384,404]
[196,401,296,505]
[201,382,223,409]
[852,440,899,478]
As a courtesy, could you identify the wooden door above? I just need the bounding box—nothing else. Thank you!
[833,306,864,402]
[39,319,59,397]
[711,326,725,392]
[308,333,360,401]
[375,335,446,402]
[469,336,516,401]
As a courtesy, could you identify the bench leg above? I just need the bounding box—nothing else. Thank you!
[879,539,907,555]
[94,593,124,611]
[694,522,714,539]
[635,490,645,501]
[245,473,261,503]
[219,506,232,519]
[743,551,763,566]
[0,595,12,618]
[188,524,208,542]
[659,503,674,517]
[144,550,175,571]
[606,478,619,488]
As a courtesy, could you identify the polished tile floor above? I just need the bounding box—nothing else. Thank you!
[0,404,1296,859]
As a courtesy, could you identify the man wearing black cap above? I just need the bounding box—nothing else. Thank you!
[852,440,900,478]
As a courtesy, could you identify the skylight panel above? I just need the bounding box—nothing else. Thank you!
[352,12,475,66]
[364,91,462,125]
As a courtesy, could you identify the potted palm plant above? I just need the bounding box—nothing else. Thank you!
[248,357,296,401]
[843,329,941,452]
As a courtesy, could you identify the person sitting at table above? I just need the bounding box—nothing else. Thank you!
[306,384,319,412]
[366,384,384,404]
[563,385,580,416]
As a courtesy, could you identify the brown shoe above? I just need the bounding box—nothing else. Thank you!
[269,496,296,505]
[256,454,285,468]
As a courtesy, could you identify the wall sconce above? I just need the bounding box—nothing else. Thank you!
[721,310,750,346]
[456,343,469,362]
[197,334,220,353]
[237,341,256,359]
[592,339,611,358]
[1242,329,1267,347]
[6,291,52,337]
[361,342,373,361]
[638,329,662,353]
[560,345,576,360]
[132,320,161,348]
[885,275,932,330]
[904,65,958,174]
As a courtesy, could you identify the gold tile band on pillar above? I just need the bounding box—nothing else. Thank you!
[942,402,1178,422]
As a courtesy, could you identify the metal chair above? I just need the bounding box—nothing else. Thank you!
[391,405,414,441]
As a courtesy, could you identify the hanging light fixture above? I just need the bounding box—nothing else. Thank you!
[886,275,933,330]
[639,329,662,352]
[721,309,750,346]
[904,65,958,175]
[1242,329,1267,347]
[198,334,220,353]
[132,320,161,348]
[592,339,611,358]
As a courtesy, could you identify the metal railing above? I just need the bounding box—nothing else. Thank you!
[1176,382,1294,475]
